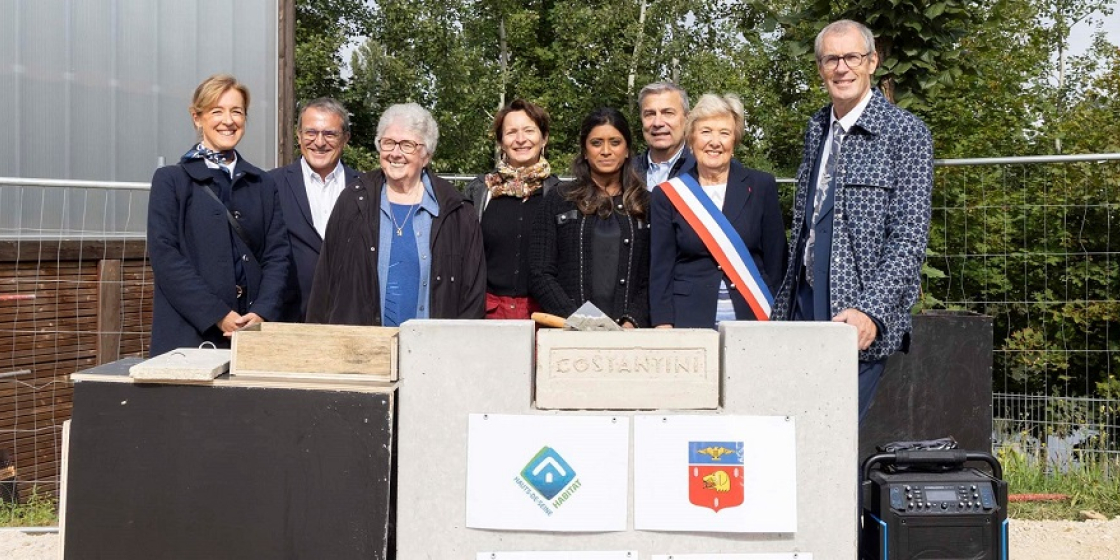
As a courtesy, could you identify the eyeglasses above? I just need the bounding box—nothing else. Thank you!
[378,138,424,155]
[818,51,874,70]
[301,129,344,142]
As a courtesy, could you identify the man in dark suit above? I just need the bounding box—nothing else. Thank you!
[634,82,695,189]
[772,20,934,422]
[270,98,361,321]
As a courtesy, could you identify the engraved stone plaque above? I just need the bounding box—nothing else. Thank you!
[535,330,720,410]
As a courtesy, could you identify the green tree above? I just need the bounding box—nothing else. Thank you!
[774,0,979,111]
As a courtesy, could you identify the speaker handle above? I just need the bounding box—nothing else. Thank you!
[862,450,1003,481]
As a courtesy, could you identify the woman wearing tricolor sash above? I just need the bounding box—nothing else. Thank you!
[649,93,787,329]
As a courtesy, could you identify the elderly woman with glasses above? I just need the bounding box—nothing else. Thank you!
[649,93,786,329]
[306,103,485,325]
[464,99,559,319]
[147,74,290,356]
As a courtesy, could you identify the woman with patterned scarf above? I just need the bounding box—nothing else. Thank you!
[146,74,290,355]
[464,99,560,319]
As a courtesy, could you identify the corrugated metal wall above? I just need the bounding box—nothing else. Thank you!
[0,0,279,236]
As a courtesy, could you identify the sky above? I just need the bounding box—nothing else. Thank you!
[1067,3,1119,55]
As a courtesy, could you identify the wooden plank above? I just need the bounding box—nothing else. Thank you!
[0,239,148,262]
[231,323,398,382]
[60,419,70,558]
[97,260,123,364]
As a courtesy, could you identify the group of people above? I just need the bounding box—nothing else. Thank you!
[148,19,932,419]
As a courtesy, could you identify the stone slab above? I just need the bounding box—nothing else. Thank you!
[128,348,231,381]
[535,329,720,410]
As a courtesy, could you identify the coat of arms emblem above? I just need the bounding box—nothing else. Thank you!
[688,441,744,512]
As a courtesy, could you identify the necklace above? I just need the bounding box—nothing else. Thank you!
[389,202,419,236]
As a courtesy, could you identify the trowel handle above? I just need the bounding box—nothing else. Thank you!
[531,312,566,328]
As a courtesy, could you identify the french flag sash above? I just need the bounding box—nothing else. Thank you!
[659,174,773,320]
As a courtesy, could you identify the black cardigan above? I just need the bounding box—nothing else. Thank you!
[528,184,650,327]
[305,169,486,325]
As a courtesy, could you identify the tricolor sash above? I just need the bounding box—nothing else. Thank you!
[659,174,773,320]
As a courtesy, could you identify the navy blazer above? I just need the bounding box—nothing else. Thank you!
[649,159,787,328]
[147,157,290,356]
[269,159,360,321]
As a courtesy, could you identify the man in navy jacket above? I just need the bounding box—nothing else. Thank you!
[772,20,934,422]
[634,82,695,189]
[270,98,360,321]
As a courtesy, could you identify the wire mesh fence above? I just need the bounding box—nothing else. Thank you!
[924,155,1119,399]
[2,179,151,520]
[0,154,1118,522]
[993,392,1120,478]
[924,154,1120,470]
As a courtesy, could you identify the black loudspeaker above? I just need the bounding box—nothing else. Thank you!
[861,450,1008,560]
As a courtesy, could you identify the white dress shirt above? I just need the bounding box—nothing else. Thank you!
[300,158,346,239]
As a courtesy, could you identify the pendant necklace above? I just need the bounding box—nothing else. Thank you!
[390,203,418,236]
[389,186,421,236]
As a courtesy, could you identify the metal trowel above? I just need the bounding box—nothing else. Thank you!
[531,301,623,331]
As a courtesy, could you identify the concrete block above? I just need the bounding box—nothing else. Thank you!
[129,348,230,381]
[396,320,861,560]
[535,329,720,410]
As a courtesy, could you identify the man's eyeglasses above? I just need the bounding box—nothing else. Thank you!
[301,129,344,142]
[818,51,874,70]
[379,138,424,155]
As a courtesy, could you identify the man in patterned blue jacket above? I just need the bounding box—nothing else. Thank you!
[773,19,934,422]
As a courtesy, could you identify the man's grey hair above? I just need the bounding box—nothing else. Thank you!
[814,20,876,60]
[300,97,351,134]
[638,82,691,113]
[376,103,439,156]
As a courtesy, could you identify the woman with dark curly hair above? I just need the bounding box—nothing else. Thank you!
[529,107,650,327]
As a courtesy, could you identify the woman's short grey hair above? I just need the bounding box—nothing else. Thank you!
[685,93,745,145]
[376,103,439,156]
[814,20,876,59]
[638,82,691,112]
[301,97,351,134]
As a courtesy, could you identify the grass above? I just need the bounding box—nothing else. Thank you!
[0,489,58,527]
[1001,445,1120,520]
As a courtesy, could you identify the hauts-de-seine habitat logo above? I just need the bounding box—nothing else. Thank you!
[513,446,581,516]
[688,441,745,512]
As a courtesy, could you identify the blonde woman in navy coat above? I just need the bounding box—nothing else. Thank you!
[649,93,786,329]
[147,74,290,356]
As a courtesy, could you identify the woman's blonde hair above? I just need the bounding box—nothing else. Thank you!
[685,93,745,145]
[189,74,250,117]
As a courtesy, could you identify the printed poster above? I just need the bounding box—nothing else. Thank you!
[477,552,637,560]
[634,415,797,532]
[651,555,811,560]
[465,414,629,531]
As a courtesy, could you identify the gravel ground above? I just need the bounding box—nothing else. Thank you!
[3,518,1118,559]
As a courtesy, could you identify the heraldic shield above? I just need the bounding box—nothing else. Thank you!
[688,441,744,512]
